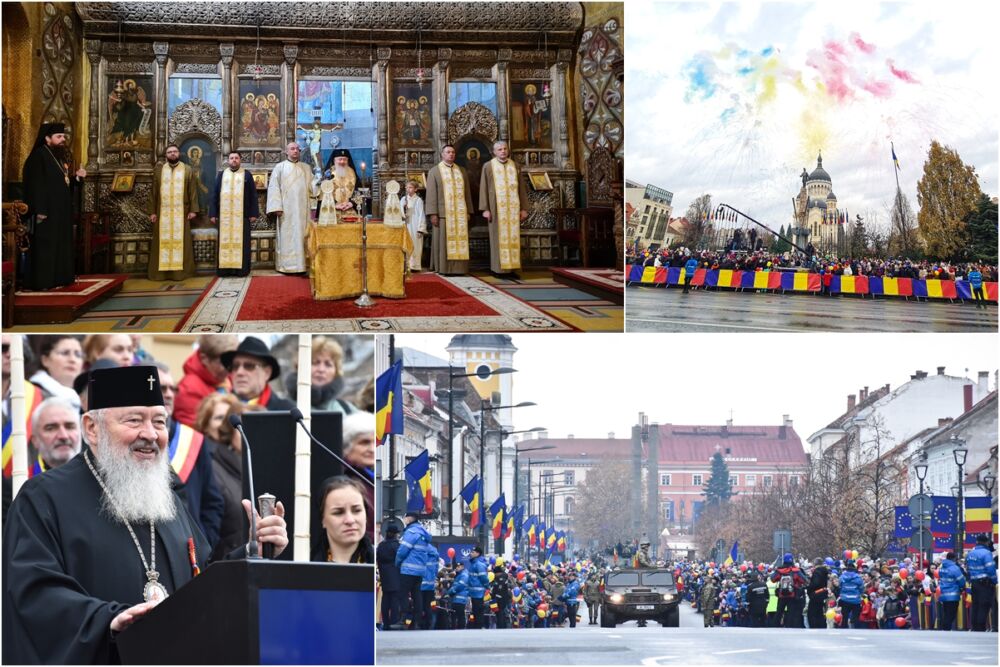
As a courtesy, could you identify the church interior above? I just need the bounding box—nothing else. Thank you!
[2,1,624,333]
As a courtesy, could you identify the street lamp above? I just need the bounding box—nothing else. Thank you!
[914,461,929,568]
[443,366,516,536]
[504,438,552,554]
[479,400,535,549]
[978,472,996,499]
[952,436,968,558]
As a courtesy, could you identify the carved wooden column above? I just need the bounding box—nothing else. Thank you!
[554,48,572,170]
[496,48,511,142]
[376,47,391,171]
[152,42,169,158]
[435,48,452,149]
[282,43,299,147]
[84,39,102,171]
[219,43,234,156]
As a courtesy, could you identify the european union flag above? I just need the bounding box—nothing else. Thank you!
[894,506,913,538]
[931,496,958,533]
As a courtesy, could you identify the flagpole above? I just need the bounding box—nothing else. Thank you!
[388,334,397,522]
[891,141,907,255]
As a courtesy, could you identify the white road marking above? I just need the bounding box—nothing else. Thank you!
[640,656,679,665]
[713,649,765,655]
[627,317,798,332]
[609,634,623,638]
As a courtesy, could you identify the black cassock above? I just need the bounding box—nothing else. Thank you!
[208,169,260,277]
[21,145,79,289]
[2,453,214,664]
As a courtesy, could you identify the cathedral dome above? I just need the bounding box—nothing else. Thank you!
[808,153,831,183]
[826,190,837,200]
[808,198,827,210]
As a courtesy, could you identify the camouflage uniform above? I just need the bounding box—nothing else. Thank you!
[583,572,602,624]
[636,546,654,568]
[701,579,718,627]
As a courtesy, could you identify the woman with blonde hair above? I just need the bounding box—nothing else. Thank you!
[81,334,133,367]
[283,335,358,413]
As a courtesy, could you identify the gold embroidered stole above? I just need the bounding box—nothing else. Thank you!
[218,168,246,269]
[438,161,469,260]
[159,163,187,271]
[490,158,521,270]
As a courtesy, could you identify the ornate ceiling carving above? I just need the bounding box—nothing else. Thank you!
[168,99,223,148]
[77,2,583,44]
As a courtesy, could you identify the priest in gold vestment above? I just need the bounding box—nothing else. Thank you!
[425,145,473,276]
[480,141,529,275]
[209,151,259,276]
[148,144,200,281]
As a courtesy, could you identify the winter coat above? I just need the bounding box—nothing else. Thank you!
[421,546,440,591]
[937,559,966,602]
[966,544,997,583]
[395,522,433,577]
[838,570,864,605]
[448,569,470,605]
[467,556,489,599]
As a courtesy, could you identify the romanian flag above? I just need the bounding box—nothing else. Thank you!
[965,496,992,534]
[724,540,739,566]
[375,360,404,444]
[403,449,432,513]
[892,145,900,169]
[538,521,547,550]
[2,381,44,478]
[557,531,566,552]
[168,422,205,484]
[547,529,557,550]
[524,514,537,547]
[490,493,506,540]
[460,475,483,529]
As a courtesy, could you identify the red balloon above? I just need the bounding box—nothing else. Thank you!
[739,564,747,572]
[914,570,926,582]
[538,602,548,611]
[899,568,909,579]
[834,613,843,624]
[709,562,716,568]
[894,617,906,628]
[758,564,766,571]
[844,549,852,559]
[517,571,526,581]
[447,547,456,559]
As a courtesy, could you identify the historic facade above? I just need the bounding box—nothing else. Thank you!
[791,152,845,255]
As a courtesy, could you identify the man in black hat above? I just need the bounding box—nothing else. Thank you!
[221,337,294,411]
[2,366,288,664]
[323,148,360,216]
[21,122,87,290]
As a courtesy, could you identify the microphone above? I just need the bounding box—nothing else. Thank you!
[229,414,261,558]
[289,407,375,488]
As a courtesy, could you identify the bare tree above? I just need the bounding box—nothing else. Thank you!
[684,194,713,249]
[572,460,644,550]
[847,415,903,557]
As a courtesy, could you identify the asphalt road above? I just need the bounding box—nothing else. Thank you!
[625,286,998,333]
[376,601,998,665]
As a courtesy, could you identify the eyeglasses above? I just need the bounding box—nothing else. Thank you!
[230,360,263,372]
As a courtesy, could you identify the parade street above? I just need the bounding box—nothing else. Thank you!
[626,287,999,333]
[376,602,999,665]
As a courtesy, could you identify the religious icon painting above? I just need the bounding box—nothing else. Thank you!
[178,136,217,215]
[110,172,135,193]
[105,75,154,150]
[528,171,554,191]
[455,137,491,211]
[237,79,282,148]
[392,82,433,150]
[252,171,268,190]
[510,81,553,149]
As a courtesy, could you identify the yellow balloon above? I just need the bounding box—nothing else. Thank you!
[488,572,495,582]
[537,609,547,618]
[852,550,859,560]
[496,557,505,567]
[825,609,836,620]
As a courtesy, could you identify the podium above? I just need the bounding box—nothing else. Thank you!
[117,560,374,665]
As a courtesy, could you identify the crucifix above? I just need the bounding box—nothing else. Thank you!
[296,118,344,171]
[147,375,156,391]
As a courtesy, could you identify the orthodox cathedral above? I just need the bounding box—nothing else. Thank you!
[791,152,846,255]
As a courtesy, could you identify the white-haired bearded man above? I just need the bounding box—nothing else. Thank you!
[2,365,288,664]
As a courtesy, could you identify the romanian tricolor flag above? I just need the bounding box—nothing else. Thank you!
[168,422,205,484]
[403,449,432,513]
[964,496,992,534]
[537,521,547,550]
[2,381,44,478]
[557,531,566,552]
[724,540,739,567]
[504,505,517,540]
[490,493,506,540]
[523,513,537,546]
[375,360,403,444]
[460,475,483,529]
[546,529,557,550]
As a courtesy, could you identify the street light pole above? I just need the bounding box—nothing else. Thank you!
[915,462,928,570]
[952,436,968,559]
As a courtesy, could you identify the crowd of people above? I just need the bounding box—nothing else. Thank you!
[2,333,376,563]
[376,520,997,633]
[627,246,999,284]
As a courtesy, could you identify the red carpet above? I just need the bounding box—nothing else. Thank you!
[14,275,128,325]
[235,273,498,321]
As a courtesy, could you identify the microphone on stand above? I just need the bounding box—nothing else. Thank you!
[229,414,261,558]
[289,407,375,488]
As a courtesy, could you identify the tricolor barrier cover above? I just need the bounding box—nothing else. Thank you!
[625,265,998,302]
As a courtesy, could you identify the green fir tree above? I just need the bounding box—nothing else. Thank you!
[703,452,734,506]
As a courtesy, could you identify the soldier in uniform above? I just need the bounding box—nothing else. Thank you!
[583,570,603,625]
[701,576,718,628]
[636,537,655,568]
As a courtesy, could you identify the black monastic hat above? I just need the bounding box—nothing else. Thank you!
[88,366,164,411]
[220,336,280,381]
[33,122,68,148]
[324,147,357,174]
[73,358,121,395]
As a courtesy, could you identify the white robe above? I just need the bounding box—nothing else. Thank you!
[266,160,317,273]
[402,193,426,271]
